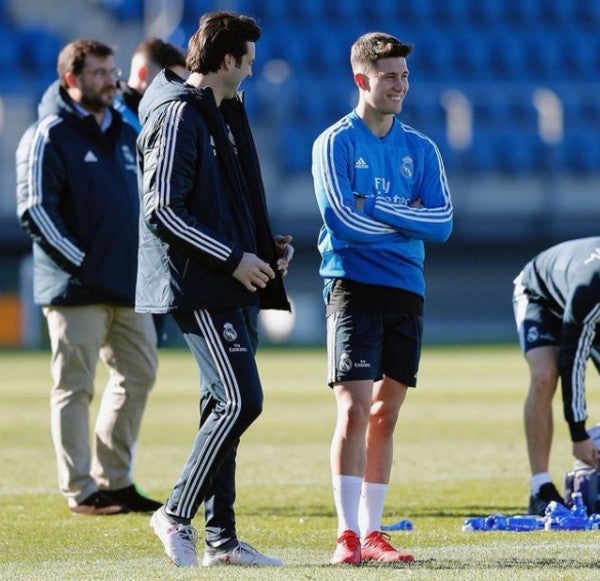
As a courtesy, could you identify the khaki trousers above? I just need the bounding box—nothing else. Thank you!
[43,305,157,507]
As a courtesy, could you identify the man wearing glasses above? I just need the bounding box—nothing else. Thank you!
[16,39,160,515]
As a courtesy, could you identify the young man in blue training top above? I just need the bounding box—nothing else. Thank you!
[513,237,600,515]
[312,32,453,565]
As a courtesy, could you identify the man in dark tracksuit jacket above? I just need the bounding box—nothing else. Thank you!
[138,12,292,568]
[513,237,600,514]
[15,40,159,515]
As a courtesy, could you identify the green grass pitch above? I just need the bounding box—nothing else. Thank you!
[1,345,600,579]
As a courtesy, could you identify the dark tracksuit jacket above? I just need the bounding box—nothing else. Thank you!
[15,80,140,306]
[136,69,289,314]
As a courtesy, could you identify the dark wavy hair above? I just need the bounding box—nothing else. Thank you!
[186,11,261,74]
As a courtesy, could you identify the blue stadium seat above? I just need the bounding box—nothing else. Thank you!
[237,0,288,21]
[465,129,499,173]
[494,131,541,174]
[524,28,563,79]
[99,0,143,22]
[278,122,322,174]
[560,29,598,80]
[0,25,21,70]
[305,24,350,74]
[367,0,403,24]
[486,28,527,80]
[254,32,276,68]
[326,0,364,23]
[408,28,453,79]
[266,24,312,73]
[541,0,575,26]
[559,90,583,126]
[435,0,470,24]
[290,77,355,125]
[0,25,24,92]
[290,81,331,122]
[503,0,542,25]
[289,0,328,21]
[574,1,600,26]
[398,0,434,25]
[562,129,599,174]
[183,0,219,22]
[469,0,505,25]
[19,26,62,76]
[473,87,512,128]
[450,27,491,80]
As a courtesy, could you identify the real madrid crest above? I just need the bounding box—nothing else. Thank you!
[223,323,237,342]
[338,352,353,373]
[526,326,539,343]
[400,155,414,179]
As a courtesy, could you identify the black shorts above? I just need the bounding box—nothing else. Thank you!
[513,275,600,369]
[326,308,423,387]
[513,273,561,352]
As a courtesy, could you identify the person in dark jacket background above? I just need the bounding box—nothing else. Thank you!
[114,37,187,345]
[15,39,160,516]
[115,37,187,133]
[137,12,293,568]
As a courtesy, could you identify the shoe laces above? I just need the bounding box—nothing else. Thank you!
[364,531,394,550]
[173,523,198,551]
[338,530,361,550]
[233,541,260,556]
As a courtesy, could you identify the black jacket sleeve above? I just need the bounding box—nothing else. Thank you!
[16,120,85,275]
[559,278,600,441]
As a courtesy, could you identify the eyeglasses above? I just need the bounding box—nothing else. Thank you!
[81,68,122,81]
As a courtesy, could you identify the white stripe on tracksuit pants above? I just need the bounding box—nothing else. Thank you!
[167,307,263,520]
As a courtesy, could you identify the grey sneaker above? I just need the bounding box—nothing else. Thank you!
[150,507,198,567]
[202,540,283,567]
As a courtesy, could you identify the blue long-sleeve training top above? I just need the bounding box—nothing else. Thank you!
[312,110,453,298]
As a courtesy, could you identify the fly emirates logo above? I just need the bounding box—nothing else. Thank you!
[374,177,390,194]
[373,177,410,204]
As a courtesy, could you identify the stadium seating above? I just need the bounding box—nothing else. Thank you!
[6,0,597,177]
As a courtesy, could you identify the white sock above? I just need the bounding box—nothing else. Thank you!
[358,481,388,538]
[531,472,551,495]
[332,475,362,536]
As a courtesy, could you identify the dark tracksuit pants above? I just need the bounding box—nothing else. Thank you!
[169,306,261,548]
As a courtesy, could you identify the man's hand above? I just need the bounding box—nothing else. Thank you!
[232,252,275,291]
[573,438,600,468]
[274,234,294,276]
[353,194,366,212]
